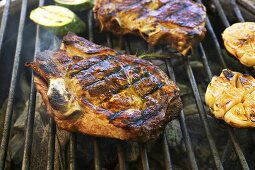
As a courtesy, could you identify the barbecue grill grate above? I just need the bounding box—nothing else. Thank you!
[0,0,253,169]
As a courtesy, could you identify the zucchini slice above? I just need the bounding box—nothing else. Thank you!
[29,5,85,36]
[54,0,93,11]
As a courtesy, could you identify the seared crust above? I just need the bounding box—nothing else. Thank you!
[93,0,206,55]
[27,32,182,142]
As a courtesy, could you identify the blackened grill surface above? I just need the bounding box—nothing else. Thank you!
[0,0,254,170]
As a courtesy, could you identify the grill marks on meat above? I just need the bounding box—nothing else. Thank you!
[94,0,206,55]
[26,32,182,141]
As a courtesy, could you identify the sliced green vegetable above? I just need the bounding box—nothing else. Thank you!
[54,0,93,11]
[29,5,86,36]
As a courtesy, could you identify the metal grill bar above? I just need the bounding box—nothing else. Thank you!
[117,143,126,170]
[212,0,230,27]
[211,1,250,74]
[231,0,245,22]
[21,0,45,169]
[162,134,173,170]
[0,0,28,168]
[140,144,150,170]
[88,10,94,42]
[46,118,56,170]
[199,44,213,79]
[196,0,227,68]
[124,38,131,54]
[21,77,36,170]
[221,139,232,163]
[93,139,101,170]
[0,0,10,55]
[166,60,198,170]
[70,133,77,170]
[227,127,249,169]
[185,58,224,170]
[237,0,255,14]
[204,17,227,68]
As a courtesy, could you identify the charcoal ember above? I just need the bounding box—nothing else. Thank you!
[54,129,69,170]
[75,136,118,169]
[147,139,164,170]
[185,114,221,169]
[123,142,140,162]
[181,88,197,116]
[99,139,118,168]
[13,101,28,130]
[8,133,24,166]
[184,114,249,170]
[3,72,33,169]
[0,99,7,141]
[7,100,29,166]
[127,36,147,55]
[75,135,94,167]
[54,132,119,169]
[30,110,50,169]
[177,83,190,97]
[183,103,197,116]
[165,119,183,147]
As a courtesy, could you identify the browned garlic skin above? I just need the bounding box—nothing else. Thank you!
[222,22,255,69]
[205,69,255,128]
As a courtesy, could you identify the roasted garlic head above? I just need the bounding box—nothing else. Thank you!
[222,22,255,69]
[205,69,255,127]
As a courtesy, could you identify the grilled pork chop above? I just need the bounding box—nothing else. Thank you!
[94,0,207,55]
[26,32,182,142]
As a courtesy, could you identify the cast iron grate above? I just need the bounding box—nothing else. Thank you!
[0,0,253,169]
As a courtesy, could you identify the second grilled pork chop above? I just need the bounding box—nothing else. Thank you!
[94,0,207,55]
[27,32,182,142]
